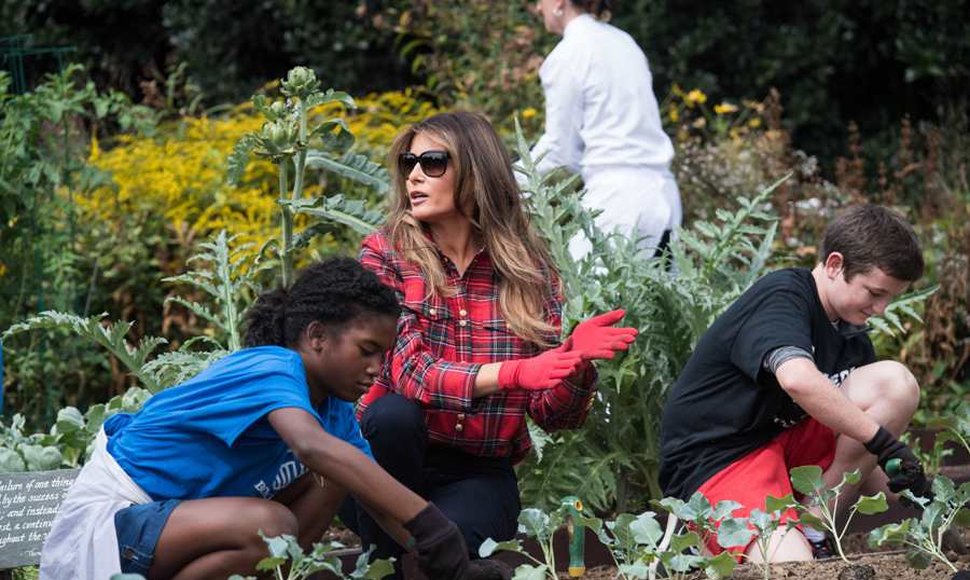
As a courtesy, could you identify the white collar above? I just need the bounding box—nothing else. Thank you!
[563,13,597,39]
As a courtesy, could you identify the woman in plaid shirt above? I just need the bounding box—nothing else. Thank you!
[341,111,636,574]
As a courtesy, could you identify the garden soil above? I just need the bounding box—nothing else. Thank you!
[553,528,970,579]
[576,552,968,579]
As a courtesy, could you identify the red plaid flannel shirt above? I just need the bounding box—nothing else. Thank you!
[358,230,597,464]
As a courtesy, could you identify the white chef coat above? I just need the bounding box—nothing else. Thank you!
[531,14,682,258]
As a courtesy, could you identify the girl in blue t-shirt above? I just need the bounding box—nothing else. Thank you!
[41,258,469,580]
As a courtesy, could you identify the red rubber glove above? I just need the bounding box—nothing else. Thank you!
[498,343,585,391]
[567,309,638,360]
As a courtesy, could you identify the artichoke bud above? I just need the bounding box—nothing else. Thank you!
[268,101,287,119]
[255,120,294,156]
[281,66,321,98]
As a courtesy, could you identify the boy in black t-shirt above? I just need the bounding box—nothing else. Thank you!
[660,204,930,563]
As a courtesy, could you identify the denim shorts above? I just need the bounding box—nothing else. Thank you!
[114,499,181,575]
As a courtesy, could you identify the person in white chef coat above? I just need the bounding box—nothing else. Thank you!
[531,0,682,260]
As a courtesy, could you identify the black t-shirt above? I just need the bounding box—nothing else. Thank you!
[659,268,876,499]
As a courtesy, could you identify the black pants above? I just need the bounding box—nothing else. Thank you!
[339,394,520,577]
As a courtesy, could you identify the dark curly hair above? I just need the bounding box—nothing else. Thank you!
[244,257,401,347]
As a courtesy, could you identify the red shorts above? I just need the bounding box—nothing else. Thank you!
[695,418,837,557]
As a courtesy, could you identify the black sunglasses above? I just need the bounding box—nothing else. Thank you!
[399,150,449,178]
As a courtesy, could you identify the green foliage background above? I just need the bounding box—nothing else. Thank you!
[3,0,967,167]
[0,1,967,523]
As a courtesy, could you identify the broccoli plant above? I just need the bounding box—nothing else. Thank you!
[658,492,744,549]
[901,430,952,479]
[228,531,394,580]
[710,495,799,580]
[596,510,666,578]
[790,465,889,562]
[479,500,602,580]
[869,476,970,574]
[647,492,749,579]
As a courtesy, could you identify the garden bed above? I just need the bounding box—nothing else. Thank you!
[316,462,970,579]
[319,524,970,579]
[577,551,968,579]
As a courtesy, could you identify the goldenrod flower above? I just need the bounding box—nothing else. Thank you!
[89,134,101,162]
[714,102,738,115]
[685,89,707,107]
[82,90,440,263]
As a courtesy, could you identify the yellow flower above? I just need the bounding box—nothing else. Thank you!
[89,134,101,162]
[521,107,538,120]
[81,89,441,264]
[685,89,707,107]
[714,102,738,115]
[748,118,762,128]
[0,261,6,278]
[668,107,680,123]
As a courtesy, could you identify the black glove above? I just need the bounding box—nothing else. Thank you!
[864,426,931,496]
[403,502,470,580]
[950,571,970,580]
[464,558,514,580]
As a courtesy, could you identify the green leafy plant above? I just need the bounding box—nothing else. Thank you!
[596,510,666,579]
[596,507,737,580]
[227,66,388,287]
[4,311,168,392]
[0,230,265,469]
[658,492,750,579]
[228,531,394,580]
[923,401,970,459]
[674,494,797,580]
[790,465,889,562]
[514,117,783,512]
[867,286,938,337]
[901,429,953,479]
[0,64,158,427]
[0,414,64,472]
[869,476,970,573]
[0,387,151,473]
[742,496,800,580]
[163,230,271,352]
[377,2,548,137]
[479,502,602,580]
[3,228,262,395]
[657,492,747,552]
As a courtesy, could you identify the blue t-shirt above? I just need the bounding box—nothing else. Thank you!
[105,346,372,501]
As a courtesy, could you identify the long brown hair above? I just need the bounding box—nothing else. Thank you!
[385,111,559,346]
